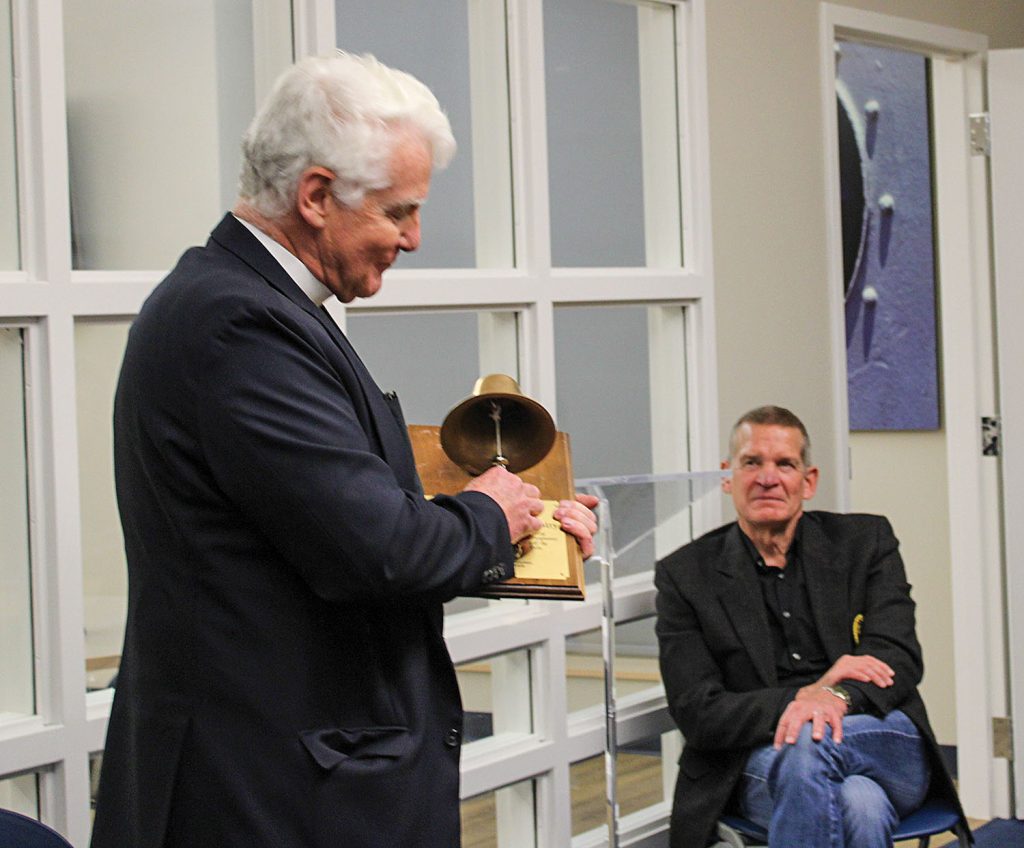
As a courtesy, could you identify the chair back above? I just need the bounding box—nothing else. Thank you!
[0,808,74,848]
[718,795,970,847]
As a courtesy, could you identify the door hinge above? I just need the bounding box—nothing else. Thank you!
[993,716,1013,760]
[982,416,1000,457]
[970,112,991,156]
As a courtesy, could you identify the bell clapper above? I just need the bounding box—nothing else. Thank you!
[489,401,509,467]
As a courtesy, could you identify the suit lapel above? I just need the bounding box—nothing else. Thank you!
[716,526,777,687]
[800,515,852,660]
[313,306,421,488]
[207,214,420,487]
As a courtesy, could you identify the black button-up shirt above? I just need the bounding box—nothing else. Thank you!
[740,522,868,712]
[741,527,828,688]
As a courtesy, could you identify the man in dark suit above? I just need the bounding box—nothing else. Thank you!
[655,405,966,847]
[90,52,596,848]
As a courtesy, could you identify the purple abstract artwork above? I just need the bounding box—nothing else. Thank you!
[837,42,940,430]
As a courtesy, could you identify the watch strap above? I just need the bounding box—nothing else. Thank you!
[822,684,852,707]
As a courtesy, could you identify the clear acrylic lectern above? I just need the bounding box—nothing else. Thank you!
[574,470,726,848]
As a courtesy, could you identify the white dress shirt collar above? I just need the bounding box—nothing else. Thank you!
[234,214,333,307]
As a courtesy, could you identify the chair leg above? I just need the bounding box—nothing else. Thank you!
[917,837,928,848]
[956,822,971,848]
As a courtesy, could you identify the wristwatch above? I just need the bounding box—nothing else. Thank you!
[822,684,852,708]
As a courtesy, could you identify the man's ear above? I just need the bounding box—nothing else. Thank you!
[720,458,732,493]
[802,466,819,500]
[295,167,336,229]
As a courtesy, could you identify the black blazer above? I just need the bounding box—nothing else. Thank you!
[654,511,966,847]
[91,215,515,848]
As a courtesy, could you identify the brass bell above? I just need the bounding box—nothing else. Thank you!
[440,374,556,476]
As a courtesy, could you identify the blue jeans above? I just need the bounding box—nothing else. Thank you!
[738,710,931,847]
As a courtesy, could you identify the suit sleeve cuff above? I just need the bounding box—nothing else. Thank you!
[842,682,871,714]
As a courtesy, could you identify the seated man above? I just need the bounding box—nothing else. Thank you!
[655,405,967,847]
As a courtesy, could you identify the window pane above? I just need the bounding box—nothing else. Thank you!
[63,1,289,269]
[545,0,681,268]
[456,646,533,743]
[0,328,32,717]
[461,777,535,847]
[89,751,103,812]
[0,772,39,818]
[566,618,661,714]
[555,304,690,574]
[555,306,653,478]
[76,320,130,692]
[570,734,666,836]
[345,310,519,427]
[0,1,18,269]
[334,0,514,268]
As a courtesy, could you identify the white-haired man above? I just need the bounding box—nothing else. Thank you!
[655,406,966,847]
[91,52,596,848]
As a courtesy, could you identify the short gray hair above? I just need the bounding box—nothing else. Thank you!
[728,405,811,466]
[238,51,456,218]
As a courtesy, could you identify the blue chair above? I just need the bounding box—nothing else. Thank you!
[0,808,74,848]
[718,796,970,847]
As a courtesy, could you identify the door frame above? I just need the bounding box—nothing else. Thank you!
[819,5,1010,820]
[989,47,1024,817]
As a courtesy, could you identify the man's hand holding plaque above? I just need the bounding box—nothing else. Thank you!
[408,374,595,599]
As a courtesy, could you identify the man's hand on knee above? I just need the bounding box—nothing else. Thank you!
[775,687,848,749]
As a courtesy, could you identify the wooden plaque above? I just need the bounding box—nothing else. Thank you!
[408,424,585,601]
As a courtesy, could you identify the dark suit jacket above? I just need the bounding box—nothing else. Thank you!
[90,214,515,848]
[654,511,966,847]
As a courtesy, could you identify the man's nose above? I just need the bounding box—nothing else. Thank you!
[756,465,780,485]
[399,211,421,252]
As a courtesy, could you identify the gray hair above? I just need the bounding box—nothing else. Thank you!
[238,51,456,218]
[728,405,812,466]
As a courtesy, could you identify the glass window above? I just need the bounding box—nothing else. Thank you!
[0,328,32,717]
[76,320,131,692]
[0,0,18,270]
[334,0,514,268]
[461,777,536,847]
[63,1,290,270]
[89,751,103,811]
[0,772,38,818]
[570,733,666,836]
[555,305,653,479]
[566,618,661,714]
[544,0,681,268]
[555,304,690,574]
[456,646,533,744]
[345,310,519,427]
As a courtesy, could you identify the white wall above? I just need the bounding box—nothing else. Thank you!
[850,431,955,742]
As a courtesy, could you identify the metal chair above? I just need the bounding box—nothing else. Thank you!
[0,808,74,848]
[718,796,971,847]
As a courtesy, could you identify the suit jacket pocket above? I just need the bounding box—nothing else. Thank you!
[299,725,412,771]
